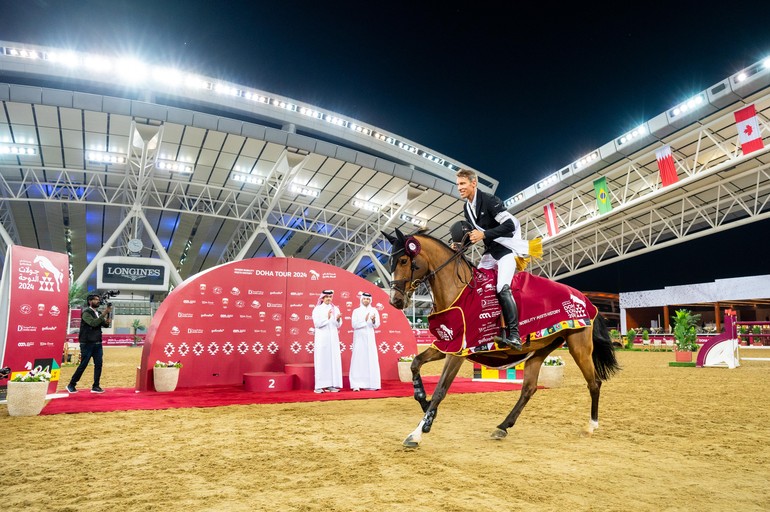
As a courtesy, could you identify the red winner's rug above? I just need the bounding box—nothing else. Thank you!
[428,270,597,356]
[40,377,523,415]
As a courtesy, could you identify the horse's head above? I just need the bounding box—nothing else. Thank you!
[382,228,433,310]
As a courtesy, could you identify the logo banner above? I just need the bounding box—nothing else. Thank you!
[0,246,69,395]
[97,256,170,291]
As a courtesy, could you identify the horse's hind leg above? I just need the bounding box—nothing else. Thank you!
[411,346,446,412]
[492,340,562,440]
[403,354,463,448]
[566,331,602,436]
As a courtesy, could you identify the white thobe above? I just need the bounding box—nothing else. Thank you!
[312,303,343,389]
[349,305,381,390]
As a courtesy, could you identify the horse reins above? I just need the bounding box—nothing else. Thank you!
[389,235,473,301]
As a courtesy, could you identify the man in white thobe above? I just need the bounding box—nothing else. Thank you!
[349,292,381,391]
[312,289,343,393]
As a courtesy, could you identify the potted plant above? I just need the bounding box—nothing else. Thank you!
[672,309,700,362]
[538,355,565,388]
[6,364,51,416]
[625,328,637,350]
[751,325,762,346]
[397,355,415,383]
[739,325,749,345]
[153,361,182,392]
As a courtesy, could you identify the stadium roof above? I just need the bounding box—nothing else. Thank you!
[0,41,497,294]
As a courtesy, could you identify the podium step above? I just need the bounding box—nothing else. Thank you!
[243,372,295,392]
[284,363,315,390]
[284,363,350,390]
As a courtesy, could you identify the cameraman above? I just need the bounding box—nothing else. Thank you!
[66,293,111,394]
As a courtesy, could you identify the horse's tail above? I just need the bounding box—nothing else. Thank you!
[591,314,620,381]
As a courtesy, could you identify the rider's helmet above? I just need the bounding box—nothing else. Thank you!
[450,220,473,248]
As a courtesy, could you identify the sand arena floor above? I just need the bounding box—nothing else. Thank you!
[2,347,769,511]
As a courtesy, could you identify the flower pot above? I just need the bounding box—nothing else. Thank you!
[153,367,180,392]
[675,350,693,363]
[397,361,412,383]
[538,364,564,388]
[6,380,49,416]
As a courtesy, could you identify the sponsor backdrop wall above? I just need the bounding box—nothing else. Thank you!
[0,246,69,395]
[137,258,416,390]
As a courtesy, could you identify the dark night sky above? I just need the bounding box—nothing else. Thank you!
[1,0,769,293]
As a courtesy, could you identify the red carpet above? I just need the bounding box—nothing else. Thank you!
[41,377,522,415]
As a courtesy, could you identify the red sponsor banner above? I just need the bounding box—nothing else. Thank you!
[137,258,416,391]
[0,246,69,394]
[66,333,145,346]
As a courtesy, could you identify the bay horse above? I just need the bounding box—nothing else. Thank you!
[383,228,619,447]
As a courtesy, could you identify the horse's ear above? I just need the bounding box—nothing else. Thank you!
[381,231,397,245]
[394,228,406,245]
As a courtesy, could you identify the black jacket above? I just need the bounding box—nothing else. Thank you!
[79,307,109,344]
[463,190,516,259]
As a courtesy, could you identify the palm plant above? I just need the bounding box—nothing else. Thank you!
[131,318,146,346]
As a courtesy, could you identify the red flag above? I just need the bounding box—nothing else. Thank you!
[544,202,559,237]
[734,104,764,155]
[655,145,678,187]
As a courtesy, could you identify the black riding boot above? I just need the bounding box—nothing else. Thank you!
[497,284,523,350]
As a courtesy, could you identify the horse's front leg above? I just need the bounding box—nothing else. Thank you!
[411,346,446,412]
[403,355,464,448]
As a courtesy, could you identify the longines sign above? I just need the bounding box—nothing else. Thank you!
[97,257,170,291]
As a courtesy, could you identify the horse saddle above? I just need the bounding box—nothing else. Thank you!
[428,269,597,360]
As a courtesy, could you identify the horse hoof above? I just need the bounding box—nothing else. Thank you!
[403,436,420,448]
[490,428,507,440]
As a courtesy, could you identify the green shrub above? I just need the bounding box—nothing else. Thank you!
[626,328,637,349]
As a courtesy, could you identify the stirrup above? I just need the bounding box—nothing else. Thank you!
[498,332,522,350]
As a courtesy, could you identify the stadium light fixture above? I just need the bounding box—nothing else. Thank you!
[616,124,647,146]
[503,192,525,208]
[400,213,425,227]
[231,172,264,185]
[535,173,559,191]
[572,150,600,170]
[290,183,320,198]
[156,159,194,173]
[0,144,38,156]
[116,58,147,84]
[86,151,125,164]
[352,199,380,213]
[669,93,706,118]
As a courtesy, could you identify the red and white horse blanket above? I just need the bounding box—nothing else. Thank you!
[428,269,596,356]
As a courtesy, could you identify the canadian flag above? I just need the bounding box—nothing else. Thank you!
[655,145,679,187]
[544,202,559,237]
[734,104,765,155]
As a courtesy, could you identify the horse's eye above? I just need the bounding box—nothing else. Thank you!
[399,257,408,265]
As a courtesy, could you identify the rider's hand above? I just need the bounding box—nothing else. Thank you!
[469,229,485,244]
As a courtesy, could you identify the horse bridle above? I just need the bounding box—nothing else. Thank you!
[389,237,470,301]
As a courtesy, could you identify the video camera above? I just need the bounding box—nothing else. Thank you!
[0,367,11,380]
[99,290,120,307]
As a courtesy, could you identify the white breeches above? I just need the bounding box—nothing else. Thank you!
[478,252,516,292]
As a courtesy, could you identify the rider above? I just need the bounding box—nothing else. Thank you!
[454,168,524,350]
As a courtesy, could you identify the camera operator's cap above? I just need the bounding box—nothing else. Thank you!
[87,293,100,301]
